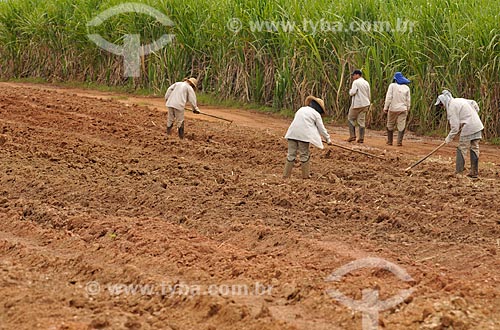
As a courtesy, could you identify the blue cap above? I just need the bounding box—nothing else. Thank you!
[393,72,410,84]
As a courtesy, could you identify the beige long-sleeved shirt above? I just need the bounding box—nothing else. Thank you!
[383,83,411,112]
[285,106,331,149]
[445,98,484,142]
[165,81,199,112]
[349,77,371,109]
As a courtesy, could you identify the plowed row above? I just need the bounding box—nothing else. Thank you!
[0,85,499,330]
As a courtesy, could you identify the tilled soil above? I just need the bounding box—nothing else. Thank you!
[0,84,499,330]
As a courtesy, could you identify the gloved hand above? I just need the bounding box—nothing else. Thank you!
[193,108,200,114]
[445,136,453,144]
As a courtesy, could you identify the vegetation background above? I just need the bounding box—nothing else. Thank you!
[0,0,498,137]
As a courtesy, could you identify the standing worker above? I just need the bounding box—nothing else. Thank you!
[435,90,484,178]
[284,96,332,179]
[347,70,371,143]
[165,77,200,139]
[383,72,411,146]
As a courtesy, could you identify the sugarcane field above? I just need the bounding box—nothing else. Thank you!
[0,1,499,330]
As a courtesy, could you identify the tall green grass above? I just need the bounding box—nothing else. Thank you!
[0,0,498,136]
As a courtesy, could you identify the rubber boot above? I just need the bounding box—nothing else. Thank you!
[283,160,294,178]
[301,160,311,179]
[166,124,173,135]
[455,148,465,174]
[397,130,405,146]
[178,123,185,139]
[347,122,356,142]
[467,150,479,178]
[386,129,393,145]
[357,127,365,143]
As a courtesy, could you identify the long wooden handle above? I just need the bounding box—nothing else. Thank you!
[330,142,385,160]
[198,111,233,123]
[404,141,447,171]
[187,109,233,123]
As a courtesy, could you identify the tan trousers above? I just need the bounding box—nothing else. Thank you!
[348,105,369,128]
[167,107,184,127]
[287,139,310,163]
[387,110,407,131]
[458,139,480,159]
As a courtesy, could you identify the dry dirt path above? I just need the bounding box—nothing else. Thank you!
[3,81,499,165]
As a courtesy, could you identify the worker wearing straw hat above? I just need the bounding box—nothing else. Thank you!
[347,70,371,143]
[435,90,484,178]
[383,72,411,146]
[283,96,332,179]
[165,77,200,139]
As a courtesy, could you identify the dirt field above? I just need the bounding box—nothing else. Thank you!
[0,83,499,330]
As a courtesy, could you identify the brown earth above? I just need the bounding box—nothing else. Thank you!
[0,82,499,330]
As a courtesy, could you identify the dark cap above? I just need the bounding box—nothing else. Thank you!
[351,69,363,76]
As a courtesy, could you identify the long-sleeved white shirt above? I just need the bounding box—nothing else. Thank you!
[349,77,371,108]
[468,100,480,113]
[446,98,484,141]
[165,81,199,112]
[285,106,330,149]
[383,83,411,112]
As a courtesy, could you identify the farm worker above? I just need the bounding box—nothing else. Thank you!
[164,77,200,139]
[383,72,411,146]
[468,99,480,113]
[347,69,371,143]
[435,90,484,178]
[283,96,332,179]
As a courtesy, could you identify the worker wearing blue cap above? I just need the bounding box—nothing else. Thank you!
[383,72,411,146]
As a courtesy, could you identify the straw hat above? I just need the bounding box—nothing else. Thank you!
[184,77,198,89]
[304,95,326,114]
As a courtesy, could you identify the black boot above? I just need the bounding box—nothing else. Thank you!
[397,130,405,146]
[357,127,365,143]
[468,150,479,178]
[347,122,356,142]
[386,129,393,145]
[456,148,465,174]
[178,123,185,139]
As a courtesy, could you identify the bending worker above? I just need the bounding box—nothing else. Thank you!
[435,90,484,178]
[165,77,200,139]
[284,96,332,179]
